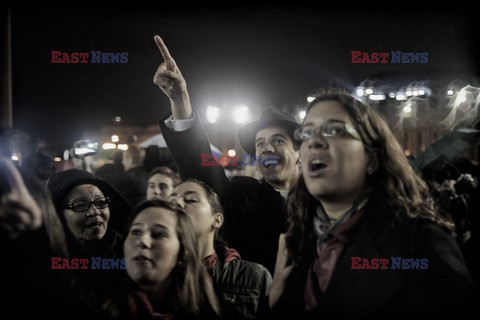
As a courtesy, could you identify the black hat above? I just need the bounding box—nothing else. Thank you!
[46,169,130,231]
[238,108,300,155]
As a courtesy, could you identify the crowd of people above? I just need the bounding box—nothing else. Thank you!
[0,35,478,319]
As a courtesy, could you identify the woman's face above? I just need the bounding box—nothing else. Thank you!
[299,100,371,202]
[63,184,110,242]
[124,207,180,290]
[168,182,216,238]
[146,174,174,201]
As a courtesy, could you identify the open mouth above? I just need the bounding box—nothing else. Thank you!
[308,159,330,177]
[133,255,153,263]
[261,156,281,168]
[85,222,103,229]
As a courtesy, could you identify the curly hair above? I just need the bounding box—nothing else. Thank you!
[285,89,454,264]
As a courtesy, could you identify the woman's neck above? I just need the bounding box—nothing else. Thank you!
[198,233,216,259]
[317,190,364,220]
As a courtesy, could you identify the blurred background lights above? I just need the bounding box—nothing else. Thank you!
[206,106,220,124]
[233,106,249,124]
[227,149,236,157]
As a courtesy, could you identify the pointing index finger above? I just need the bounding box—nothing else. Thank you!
[154,35,175,68]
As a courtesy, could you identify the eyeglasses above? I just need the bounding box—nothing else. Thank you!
[65,197,110,213]
[294,121,362,142]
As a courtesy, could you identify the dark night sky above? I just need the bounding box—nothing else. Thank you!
[9,4,479,154]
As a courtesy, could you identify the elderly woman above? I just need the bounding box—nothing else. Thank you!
[46,168,131,317]
[112,200,221,319]
[269,89,476,318]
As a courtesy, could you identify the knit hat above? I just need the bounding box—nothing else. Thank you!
[46,169,130,232]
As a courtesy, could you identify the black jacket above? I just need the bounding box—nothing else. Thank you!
[272,205,478,319]
[160,111,286,273]
[212,247,272,320]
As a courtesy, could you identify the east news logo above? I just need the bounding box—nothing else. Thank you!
[351,257,429,269]
[51,51,128,63]
[351,51,428,64]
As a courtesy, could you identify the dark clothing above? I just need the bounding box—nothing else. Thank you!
[0,227,86,319]
[62,229,125,319]
[272,205,478,319]
[160,112,286,273]
[111,167,149,209]
[205,245,272,320]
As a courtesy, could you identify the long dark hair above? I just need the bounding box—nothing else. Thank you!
[286,89,454,264]
[125,200,221,317]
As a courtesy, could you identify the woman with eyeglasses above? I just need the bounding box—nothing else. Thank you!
[269,89,477,318]
[46,168,131,318]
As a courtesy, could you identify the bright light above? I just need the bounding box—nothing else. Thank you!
[75,148,94,155]
[368,94,386,101]
[406,90,412,96]
[227,149,236,157]
[412,90,418,96]
[102,143,116,150]
[11,154,19,161]
[117,144,129,151]
[356,89,364,97]
[403,103,412,113]
[396,94,407,101]
[299,110,306,120]
[447,89,454,96]
[111,135,119,143]
[455,91,467,104]
[206,106,220,124]
[365,88,373,95]
[388,92,396,98]
[307,96,316,103]
[53,156,62,162]
[233,106,249,124]
[114,116,122,123]
[418,89,425,95]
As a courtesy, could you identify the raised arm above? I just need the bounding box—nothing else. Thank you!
[153,35,230,199]
[153,35,192,120]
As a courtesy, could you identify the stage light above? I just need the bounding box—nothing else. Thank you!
[111,135,119,143]
[206,106,220,124]
[307,96,316,103]
[233,106,249,124]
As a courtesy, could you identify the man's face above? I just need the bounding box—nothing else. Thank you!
[255,126,299,189]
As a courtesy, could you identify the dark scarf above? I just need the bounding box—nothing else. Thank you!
[304,190,370,311]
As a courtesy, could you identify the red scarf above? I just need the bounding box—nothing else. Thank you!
[128,290,174,320]
[204,246,241,272]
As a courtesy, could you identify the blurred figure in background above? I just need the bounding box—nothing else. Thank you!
[146,166,181,201]
[21,150,56,184]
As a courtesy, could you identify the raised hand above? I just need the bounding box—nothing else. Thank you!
[269,233,294,308]
[153,35,192,119]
